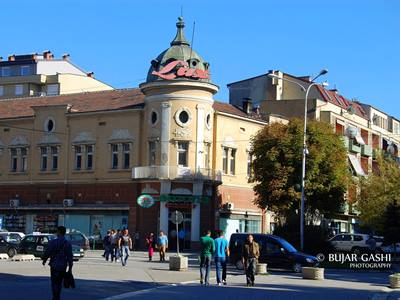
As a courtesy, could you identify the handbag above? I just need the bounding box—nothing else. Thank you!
[63,271,76,289]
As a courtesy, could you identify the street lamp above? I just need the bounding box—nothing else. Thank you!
[267,70,328,251]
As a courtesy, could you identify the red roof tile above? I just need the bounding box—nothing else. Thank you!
[0,89,144,119]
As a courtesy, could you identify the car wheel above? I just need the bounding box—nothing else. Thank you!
[293,263,302,273]
[352,247,361,256]
[235,260,244,270]
[7,247,17,258]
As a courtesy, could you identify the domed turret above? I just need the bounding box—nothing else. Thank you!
[146,17,211,83]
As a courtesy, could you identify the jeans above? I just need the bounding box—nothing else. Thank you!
[121,245,130,266]
[50,268,65,300]
[215,257,227,283]
[104,245,111,261]
[200,255,211,284]
[245,258,257,284]
[111,245,119,261]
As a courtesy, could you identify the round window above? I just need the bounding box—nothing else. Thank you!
[151,111,158,125]
[179,110,189,124]
[206,113,211,128]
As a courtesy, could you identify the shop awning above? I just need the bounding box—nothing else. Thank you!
[348,154,366,176]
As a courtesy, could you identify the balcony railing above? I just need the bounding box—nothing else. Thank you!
[349,139,361,153]
[361,144,373,157]
[132,166,222,181]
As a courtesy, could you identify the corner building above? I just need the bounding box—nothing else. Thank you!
[0,18,269,248]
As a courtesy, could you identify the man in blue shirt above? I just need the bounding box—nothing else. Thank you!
[214,230,229,285]
[157,231,168,262]
[42,226,73,300]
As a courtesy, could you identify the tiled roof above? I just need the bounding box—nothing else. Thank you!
[315,85,368,119]
[0,89,145,119]
[0,89,263,122]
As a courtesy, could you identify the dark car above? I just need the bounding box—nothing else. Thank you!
[65,230,90,251]
[229,233,318,273]
[0,235,19,257]
[19,234,84,261]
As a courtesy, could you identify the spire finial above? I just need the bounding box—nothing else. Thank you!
[171,17,190,46]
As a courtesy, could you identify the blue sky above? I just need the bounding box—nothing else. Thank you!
[1,0,399,117]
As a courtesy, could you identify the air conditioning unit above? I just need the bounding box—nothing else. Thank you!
[226,202,234,210]
[9,199,20,208]
[63,199,74,207]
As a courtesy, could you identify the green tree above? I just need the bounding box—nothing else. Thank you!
[249,118,351,218]
[358,154,400,232]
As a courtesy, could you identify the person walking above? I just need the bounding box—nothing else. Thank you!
[110,229,118,262]
[103,230,112,261]
[214,230,229,286]
[42,226,73,300]
[146,233,155,261]
[118,229,133,266]
[157,231,168,262]
[242,234,260,287]
[199,230,215,286]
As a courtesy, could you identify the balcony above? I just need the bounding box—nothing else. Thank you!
[349,139,361,153]
[361,144,372,157]
[132,166,222,181]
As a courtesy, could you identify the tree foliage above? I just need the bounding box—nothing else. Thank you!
[249,118,351,218]
[358,154,400,232]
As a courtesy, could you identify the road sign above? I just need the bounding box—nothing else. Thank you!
[137,194,155,208]
[170,210,184,224]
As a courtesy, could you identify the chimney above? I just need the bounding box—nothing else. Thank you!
[62,53,70,60]
[87,72,94,78]
[329,88,339,94]
[242,98,253,114]
[0,56,3,62]
[8,55,15,61]
[43,50,52,60]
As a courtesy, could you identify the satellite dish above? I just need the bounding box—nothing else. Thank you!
[387,143,396,155]
[346,104,356,115]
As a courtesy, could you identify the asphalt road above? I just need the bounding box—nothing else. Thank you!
[0,250,398,300]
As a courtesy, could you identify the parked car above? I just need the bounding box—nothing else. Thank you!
[19,233,84,261]
[0,235,19,257]
[65,230,90,251]
[380,243,400,254]
[229,233,318,273]
[0,232,25,244]
[328,233,383,254]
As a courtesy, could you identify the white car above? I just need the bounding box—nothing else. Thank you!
[0,232,25,244]
[328,233,383,254]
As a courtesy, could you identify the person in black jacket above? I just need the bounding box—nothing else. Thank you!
[42,226,73,300]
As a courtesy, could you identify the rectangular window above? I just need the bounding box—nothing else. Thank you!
[222,147,228,174]
[40,147,48,171]
[111,144,119,169]
[21,148,27,172]
[1,67,10,77]
[230,149,236,175]
[86,145,93,170]
[47,84,59,96]
[75,146,82,170]
[149,141,156,165]
[20,66,30,76]
[0,86,4,96]
[51,146,58,170]
[15,84,23,95]
[122,143,130,169]
[247,153,252,177]
[10,148,17,172]
[177,141,189,167]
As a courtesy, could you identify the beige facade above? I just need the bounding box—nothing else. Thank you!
[0,51,112,100]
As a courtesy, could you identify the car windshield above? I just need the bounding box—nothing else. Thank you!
[279,239,298,253]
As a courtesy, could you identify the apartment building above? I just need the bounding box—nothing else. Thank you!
[228,71,400,233]
[0,18,269,247]
[0,51,112,99]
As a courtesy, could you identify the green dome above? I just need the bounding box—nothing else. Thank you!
[146,17,211,83]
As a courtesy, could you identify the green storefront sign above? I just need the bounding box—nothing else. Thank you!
[159,194,210,204]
